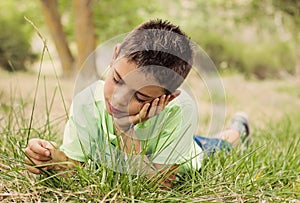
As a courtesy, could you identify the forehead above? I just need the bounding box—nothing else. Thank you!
[112,57,164,95]
[113,58,158,86]
[113,57,138,76]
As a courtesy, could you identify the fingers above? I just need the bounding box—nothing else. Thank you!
[26,165,42,174]
[158,95,166,108]
[148,94,169,117]
[25,147,52,162]
[25,157,53,174]
[27,138,54,157]
[24,138,57,173]
[147,98,159,117]
[42,140,58,151]
[164,95,171,107]
[113,94,171,132]
[156,95,170,114]
[138,103,150,120]
[25,156,46,166]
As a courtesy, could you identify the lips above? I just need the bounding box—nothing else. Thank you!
[109,103,122,114]
[107,102,127,116]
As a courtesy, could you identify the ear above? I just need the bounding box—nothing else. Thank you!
[166,90,181,104]
[113,44,121,60]
[110,44,121,67]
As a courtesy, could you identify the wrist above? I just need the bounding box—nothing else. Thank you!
[115,123,135,135]
[119,128,142,155]
[124,123,135,133]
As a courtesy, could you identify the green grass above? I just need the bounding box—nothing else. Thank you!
[0,83,299,202]
[0,26,299,201]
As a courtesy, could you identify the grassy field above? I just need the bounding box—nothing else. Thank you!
[0,69,300,202]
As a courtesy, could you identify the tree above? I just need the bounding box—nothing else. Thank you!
[40,0,74,77]
[73,0,96,75]
[39,0,159,78]
[40,0,96,77]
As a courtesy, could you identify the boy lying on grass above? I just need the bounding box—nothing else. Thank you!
[25,19,249,187]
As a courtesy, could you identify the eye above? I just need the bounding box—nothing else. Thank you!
[134,93,147,103]
[112,76,120,84]
[112,73,124,85]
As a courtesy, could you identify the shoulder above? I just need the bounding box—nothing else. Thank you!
[73,80,105,105]
[143,89,197,131]
[167,89,197,119]
[70,80,105,117]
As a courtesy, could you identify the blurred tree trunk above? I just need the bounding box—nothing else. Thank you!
[40,0,97,79]
[73,0,96,71]
[40,0,74,77]
[72,0,98,93]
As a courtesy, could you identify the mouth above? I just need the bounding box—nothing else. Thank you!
[107,102,128,116]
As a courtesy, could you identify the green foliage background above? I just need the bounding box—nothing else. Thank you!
[0,1,40,71]
[0,0,299,79]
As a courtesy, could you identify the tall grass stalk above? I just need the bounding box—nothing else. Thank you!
[0,19,299,202]
[1,70,299,202]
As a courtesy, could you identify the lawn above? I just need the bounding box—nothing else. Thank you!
[0,69,299,202]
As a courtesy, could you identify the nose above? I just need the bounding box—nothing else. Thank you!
[111,85,131,108]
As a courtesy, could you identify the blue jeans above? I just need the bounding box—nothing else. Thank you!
[193,135,233,156]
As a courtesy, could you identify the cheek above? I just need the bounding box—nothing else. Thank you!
[104,70,115,97]
[128,99,144,114]
[104,80,113,98]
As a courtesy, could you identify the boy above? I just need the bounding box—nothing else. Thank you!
[25,19,249,187]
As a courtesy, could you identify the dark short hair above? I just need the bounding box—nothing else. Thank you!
[118,19,193,93]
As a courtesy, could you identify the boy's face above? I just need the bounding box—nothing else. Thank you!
[104,57,165,117]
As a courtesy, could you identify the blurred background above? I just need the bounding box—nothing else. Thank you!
[0,0,300,133]
[1,0,299,79]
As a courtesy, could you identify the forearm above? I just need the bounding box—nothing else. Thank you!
[48,148,81,173]
[119,130,177,187]
[123,150,177,187]
[120,131,155,174]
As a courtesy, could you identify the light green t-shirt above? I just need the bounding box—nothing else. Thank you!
[60,80,203,172]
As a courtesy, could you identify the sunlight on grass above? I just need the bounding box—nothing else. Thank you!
[0,19,299,203]
[1,91,299,201]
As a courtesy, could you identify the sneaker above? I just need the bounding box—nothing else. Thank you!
[229,112,250,149]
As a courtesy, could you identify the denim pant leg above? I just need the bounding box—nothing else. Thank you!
[193,135,233,156]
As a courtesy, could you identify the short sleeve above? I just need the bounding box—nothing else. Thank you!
[60,82,102,162]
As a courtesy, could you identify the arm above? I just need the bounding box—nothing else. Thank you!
[26,82,108,174]
[25,138,80,174]
[114,95,179,187]
[119,129,178,187]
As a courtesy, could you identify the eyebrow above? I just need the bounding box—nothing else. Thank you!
[114,69,156,100]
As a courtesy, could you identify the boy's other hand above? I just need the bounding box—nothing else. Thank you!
[114,95,170,133]
[24,138,57,174]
